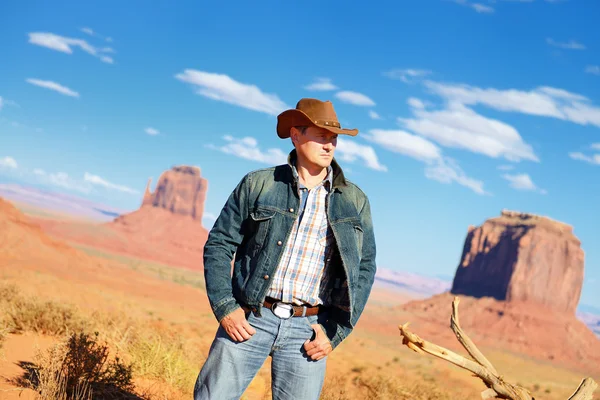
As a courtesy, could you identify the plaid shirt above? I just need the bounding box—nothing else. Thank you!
[266,164,337,306]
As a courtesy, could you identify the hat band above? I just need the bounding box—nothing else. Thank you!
[313,119,341,128]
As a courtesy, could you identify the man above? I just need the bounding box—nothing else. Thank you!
[194,98,377,400]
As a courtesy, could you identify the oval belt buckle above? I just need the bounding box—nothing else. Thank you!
[272,302,293,319]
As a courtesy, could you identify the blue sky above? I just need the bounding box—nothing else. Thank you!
[1,0,599,309]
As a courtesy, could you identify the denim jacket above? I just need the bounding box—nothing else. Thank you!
[203,149,377,349]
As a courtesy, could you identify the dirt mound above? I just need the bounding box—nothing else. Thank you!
[401,292,600,375]
[0,197,95,268]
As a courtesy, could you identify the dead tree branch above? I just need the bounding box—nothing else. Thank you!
[398,296,597,400]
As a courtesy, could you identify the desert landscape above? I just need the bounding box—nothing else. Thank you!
[0,166,598,399]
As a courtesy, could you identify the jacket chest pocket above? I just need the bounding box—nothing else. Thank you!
[249,208,276,254]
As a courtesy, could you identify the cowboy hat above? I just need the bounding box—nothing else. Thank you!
[276,98,359,139]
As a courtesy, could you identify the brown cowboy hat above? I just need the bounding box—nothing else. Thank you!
[277,98,359,139]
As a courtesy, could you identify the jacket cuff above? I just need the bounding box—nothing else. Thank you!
[212,297,241,323]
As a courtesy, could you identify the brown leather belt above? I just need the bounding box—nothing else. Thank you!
[242,297,321,318]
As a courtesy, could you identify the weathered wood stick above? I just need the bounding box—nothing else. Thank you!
[567,377,598,400]
[398,323,532,400]
[450,297,499,376]
[398,296,598,400]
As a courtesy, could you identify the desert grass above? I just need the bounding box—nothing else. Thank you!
[0,282,201,398]
[2,254,597,400]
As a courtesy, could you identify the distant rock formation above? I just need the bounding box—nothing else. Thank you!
[32,165,211,271]
[451,209,584,314]
[99,165,210,269]
[141,165,207,222]
[400,209,599,374]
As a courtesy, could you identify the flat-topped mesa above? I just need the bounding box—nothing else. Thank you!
[451,210,585,315]
[140,165,207,222]
[498,209,575,235]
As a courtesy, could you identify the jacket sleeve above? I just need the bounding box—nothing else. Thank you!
[203,174,250,322]
[320,195,377,350]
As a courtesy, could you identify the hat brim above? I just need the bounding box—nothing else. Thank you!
[277,109,358,139]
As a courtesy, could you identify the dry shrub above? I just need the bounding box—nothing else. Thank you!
[0,325,7,351]
[21,331,140,400]
[0,282,198,396]
[0,283,89,336]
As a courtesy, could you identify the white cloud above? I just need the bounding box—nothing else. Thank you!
[208,136,288,165]
[336,138,387,172]
[175,69,289,116]
[569,152,600,165]
[47,172,91,193]
[304,78,338,91]
[202,212,218,229]
[0,156,18,169]
[546,38,586,50]
[591,143,600,150]
[426,157,488,195]
[423,80,600,128]
[334,91,376,107]
[383,69,432,83]
[502,173,546,193]
[365,129,487,195]
[452,0,495,13]
[407,97,426,109]
[83,172,139,194]
[33,168,46,175]
[368,110,381,120]
[366,129,442,163]
[497,164,515,171]
[586,66,600,76]
[400,101,538,162]
[472,3,495,13]
[0,97,19,110]
[203,212,217,221]
[28,32,115,64]
[26,78,79,98]
[81,27,94,36]
[145,127,159,135]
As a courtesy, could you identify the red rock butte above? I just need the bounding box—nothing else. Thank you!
[140,165,207,222]
[28,165,211,271]
[451,209,584,315]
[401,210,599,374]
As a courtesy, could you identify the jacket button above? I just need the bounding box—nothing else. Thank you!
[289,208,294,212]
[277,240,282,246]
[264,275,269,280]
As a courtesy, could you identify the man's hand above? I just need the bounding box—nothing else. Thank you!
[303,324,332,361]
[220,308,256,342]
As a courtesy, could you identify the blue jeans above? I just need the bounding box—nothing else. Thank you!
[194,307,328,400]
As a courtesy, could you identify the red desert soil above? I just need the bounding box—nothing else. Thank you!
[27,208,208,272]
[399,292,600,376]
[0,198,213,395]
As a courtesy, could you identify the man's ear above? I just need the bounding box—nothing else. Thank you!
[290,127,298,146]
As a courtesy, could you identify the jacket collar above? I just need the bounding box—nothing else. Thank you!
[286,149,348,189]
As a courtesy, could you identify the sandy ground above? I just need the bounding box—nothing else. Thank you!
[1,198,599,399]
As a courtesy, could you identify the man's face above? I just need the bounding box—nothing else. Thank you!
[292,126,338,169]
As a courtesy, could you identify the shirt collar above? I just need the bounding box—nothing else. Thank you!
[291,161,333,191]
